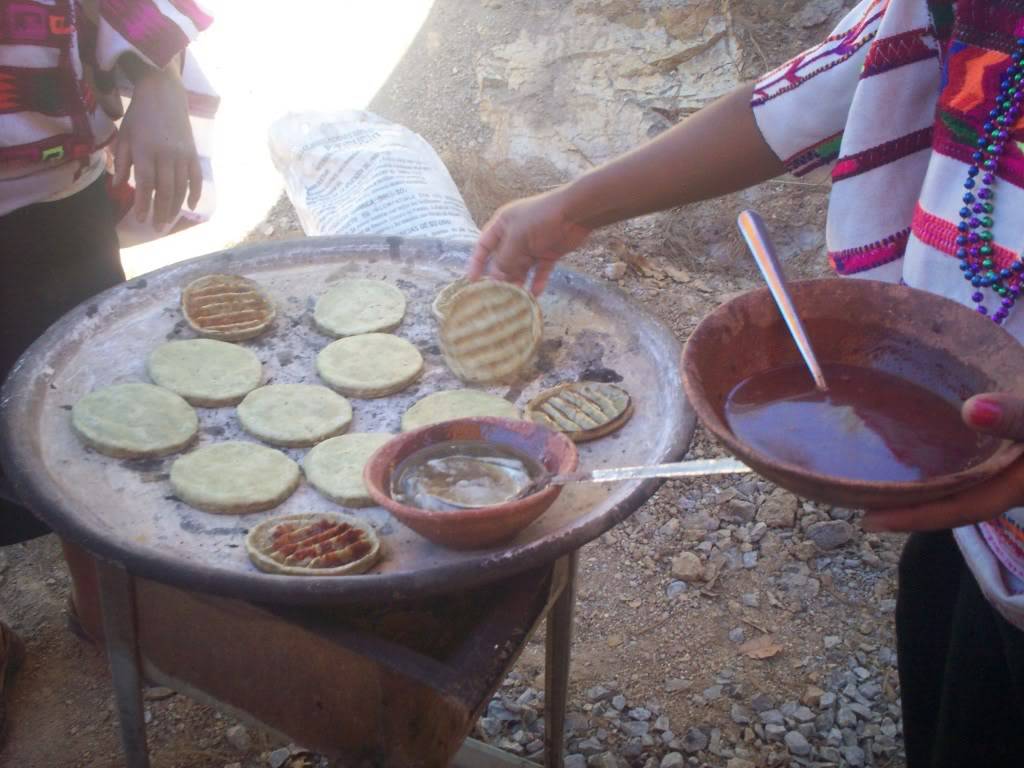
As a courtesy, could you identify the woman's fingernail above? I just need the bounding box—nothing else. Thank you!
[967,398,1002,428]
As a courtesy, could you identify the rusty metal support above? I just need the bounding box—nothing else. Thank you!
[545,552,578,768]
[97,560,150,768]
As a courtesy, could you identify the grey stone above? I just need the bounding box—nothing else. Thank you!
[742,551,758,569]
[829,507,855,521]
[849,703,875,720]
[666,580,688,599]
[565,754,587,768]
[578,737,604,756]
[730,704,753,725]
[478,717,502,737]
[621,721,650,738]
[728,627,745,643]
[702,685,723,701]
[587,752,618,768]
[660,752,684,768]
[824,635,842,649]
[784,730,811,756]
[819,691,837,708]
[268,748,291,768]
[750,693,774,713]
[526,739,544,755]
[611,695,627,711]
[815,711,836,732]
[226,725,251,753]
[680,727,708,753]
[740,592,760,608]
[664,678,689,693]
[764,724,787,742]
[654,715,671,732]
[628,707,652,721]
[819,747,842,763]
[586,685,612,703]
[759,709,785,726]
[793,706,815,723]
[726,760,756,768]
[837,707,857,728]
[840,745,866,766]
[721,499,756,525]
[859,682,881,700]
[881,718,899,738]
[498,738,524,754]
[806,520,855,550]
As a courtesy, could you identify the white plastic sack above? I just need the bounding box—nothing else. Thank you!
[269,111,480,242]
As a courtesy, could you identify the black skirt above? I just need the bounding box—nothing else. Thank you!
[0,175,123,545]
[897,529,1024,767]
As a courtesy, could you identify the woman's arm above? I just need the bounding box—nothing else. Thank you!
[468,82,786,294]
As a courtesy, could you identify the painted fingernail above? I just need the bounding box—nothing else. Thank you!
[967,398,1002,428]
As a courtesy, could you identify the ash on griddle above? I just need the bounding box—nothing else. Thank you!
[580,367,623,383]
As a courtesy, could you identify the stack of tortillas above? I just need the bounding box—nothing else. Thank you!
[181,274,275,341]
[438,280,542,384]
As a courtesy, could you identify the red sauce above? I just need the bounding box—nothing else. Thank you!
[724,363,996,482]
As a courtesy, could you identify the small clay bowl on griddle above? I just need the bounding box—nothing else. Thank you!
[682,278,1024,509]
[364,417,578,550]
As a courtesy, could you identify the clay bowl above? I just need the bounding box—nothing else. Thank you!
[364,417,579,550]
[682,278,1024,509]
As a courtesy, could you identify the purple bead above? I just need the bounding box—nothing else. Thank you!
[970,217,982,228]
[969,232,981,243]
[993,143,1005,154]
[973,291,985,302]
[1013,286,1022,297]
[983,161,996,172]
[1014,91,1024,102]
[973,203,986,213]
[970,246,981,256]
[999,129,1010,139]
[980,188,994,199]
[984,173,996,184]
[1010,107,1021,119]
[1003,298,1015,308]
[978,305,989,315]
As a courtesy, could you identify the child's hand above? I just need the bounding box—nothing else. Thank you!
[468,189,591,296]
[113,65,202,230]
[863,393,1024,532]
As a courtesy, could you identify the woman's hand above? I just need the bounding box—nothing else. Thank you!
[467,189,592,296]
[863,393,1024,532]
[113,64,202,230]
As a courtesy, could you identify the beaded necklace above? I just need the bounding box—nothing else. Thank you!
[957,35,1024,325]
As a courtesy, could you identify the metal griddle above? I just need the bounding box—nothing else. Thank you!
[0,236,694,605]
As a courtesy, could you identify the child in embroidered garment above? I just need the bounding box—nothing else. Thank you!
[468,1,1024,765]
[0,0,211,747]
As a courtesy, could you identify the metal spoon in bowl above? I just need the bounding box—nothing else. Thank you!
[737,209,829,392]
[419,456,751,510]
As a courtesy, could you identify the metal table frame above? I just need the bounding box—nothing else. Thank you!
[96,552,579,768]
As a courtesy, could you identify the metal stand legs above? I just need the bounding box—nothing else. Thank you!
[544,552,577,768]
[97,561,150,768]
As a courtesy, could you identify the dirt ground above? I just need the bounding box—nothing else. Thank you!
[0,2,909,767]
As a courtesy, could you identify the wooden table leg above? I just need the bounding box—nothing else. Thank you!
[545,552,578,768]
[97,561,151,768]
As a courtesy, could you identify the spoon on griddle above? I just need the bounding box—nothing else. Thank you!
[411,456,752,511]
